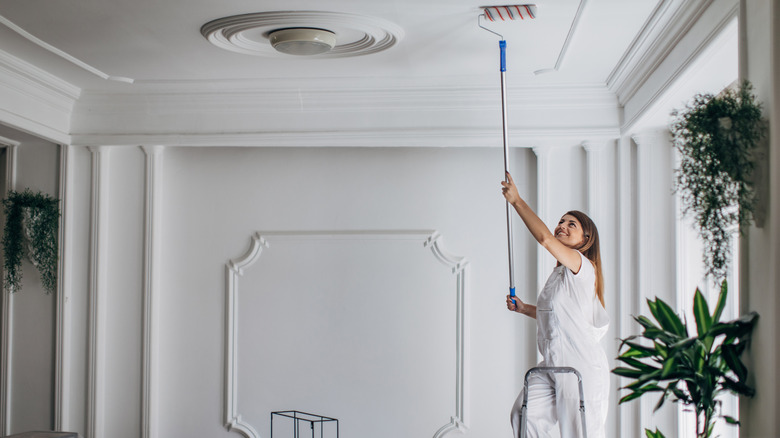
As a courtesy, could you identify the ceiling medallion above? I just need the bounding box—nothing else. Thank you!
[200,11,403,58]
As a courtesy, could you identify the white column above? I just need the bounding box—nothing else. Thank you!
[54,144,73,430]
[86,146,109,438]
[631,128,678,435]
[583,139,619,438]
[141,145,164,438]
[532,146,556,294]
[615,134,639,437]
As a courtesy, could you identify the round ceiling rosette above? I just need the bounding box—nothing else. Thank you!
[201,11,403,58]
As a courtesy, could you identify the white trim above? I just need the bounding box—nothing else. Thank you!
[0,49,81,102]
[54,144,72,429]
[86,146,109,438]
[0,15,132,84]
[620,1,739,132]
[608,0,714,104]
[0,141,17,436]
[616,135,639,436]
[223,230,469,438]
[68,127,622,149]
[140,145,164,438]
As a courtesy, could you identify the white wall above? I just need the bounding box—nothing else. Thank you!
[155,146,540,438]
[0,128,627,438]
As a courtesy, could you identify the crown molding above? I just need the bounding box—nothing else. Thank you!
[69,126,620,149]
[0,14,132,83]
[75,83,617,114]
[0,49,80,103]
[0,49,78,143]
[607,0,715,105]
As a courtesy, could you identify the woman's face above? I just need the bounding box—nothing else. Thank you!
[554,214,586,249]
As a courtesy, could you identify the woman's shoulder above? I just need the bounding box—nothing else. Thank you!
[572,251,595,279]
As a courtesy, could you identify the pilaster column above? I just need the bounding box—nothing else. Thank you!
[140,145,164,438]
[583,139,619,438]
[531,146,556,294]
[55,144,72,430]
[631,128,677,434]
[87,146,110,438]
[615,134,639,437]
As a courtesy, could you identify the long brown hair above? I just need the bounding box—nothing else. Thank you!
[565,210,604,308]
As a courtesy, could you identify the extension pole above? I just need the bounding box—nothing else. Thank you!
[499,40,516,303]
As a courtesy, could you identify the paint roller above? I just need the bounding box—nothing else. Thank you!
[478,5,537,305]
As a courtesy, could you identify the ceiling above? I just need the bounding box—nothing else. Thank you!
[0,0,660,93]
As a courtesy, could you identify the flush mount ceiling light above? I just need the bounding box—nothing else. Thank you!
[268,28,336,55]
[201,11,403,58]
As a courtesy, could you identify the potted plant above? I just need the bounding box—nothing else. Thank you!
[612,281,757,438]
[2,189,60,293]
[671,80,767,280]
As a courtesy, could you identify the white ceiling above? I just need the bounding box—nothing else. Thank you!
[0,0,660,93]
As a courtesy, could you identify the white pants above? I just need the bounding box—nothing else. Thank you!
[510,369,605,438]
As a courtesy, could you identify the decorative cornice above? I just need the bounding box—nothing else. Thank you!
[0,14,132,83]
[0,49,81,102]
[70,126,620,149]
[621,1,738,132]
[607,0,715,104]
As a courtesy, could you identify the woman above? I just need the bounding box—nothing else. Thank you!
[501,172,609,438]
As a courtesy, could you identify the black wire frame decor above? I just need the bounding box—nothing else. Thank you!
[271,411,339,438]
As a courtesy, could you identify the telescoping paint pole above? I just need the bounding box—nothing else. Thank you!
[499,39,516,304]
[478,5,537,304]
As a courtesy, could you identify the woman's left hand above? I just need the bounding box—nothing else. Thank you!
[501,171,520,206]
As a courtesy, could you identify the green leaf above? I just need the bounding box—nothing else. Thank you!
[723,415,740,425]
[709,312,759,339]
[645,428,666,438]
[619,391,644,404]
[693,288,713,336]
[635,315,660,331]
[711,280,728,323]
[721,375,756,397]
[653,391,667,412]
[612,367,644,379]
[617,356,657,372]
[721,344,748,382]
[619,341,658,358]
[653,297,688,337]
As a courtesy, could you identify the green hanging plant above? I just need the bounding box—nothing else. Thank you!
[671,80,767,280]
[2,189,60,293]
[612,281,758,438]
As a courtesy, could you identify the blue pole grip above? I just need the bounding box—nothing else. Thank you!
[499,40,506,72]
[509,286,516,297]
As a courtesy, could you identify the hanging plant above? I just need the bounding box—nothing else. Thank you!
[2,189,60,293]
[671,80,767,280]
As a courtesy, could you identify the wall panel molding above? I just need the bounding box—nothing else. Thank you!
[224,230,469,438]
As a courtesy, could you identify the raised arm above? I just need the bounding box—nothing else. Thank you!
[501,172,583,274]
